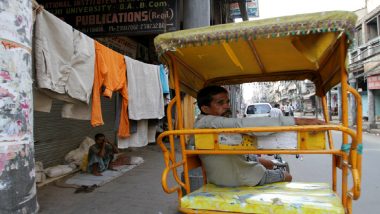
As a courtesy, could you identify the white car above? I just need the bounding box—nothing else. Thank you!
[245,103,272,118]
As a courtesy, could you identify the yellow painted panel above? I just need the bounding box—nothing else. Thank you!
[195,131,326,150]
[298,131,326,150]
[194,134,215,150]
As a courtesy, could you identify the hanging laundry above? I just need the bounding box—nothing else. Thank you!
[113,93,137,134]
[159,64,170,94]
[148,119,158,143]
[118,120,148,149]
[34,9,94,120]
[125,56,164,120]
[35,9,94,104]
[92,41,129,137]
[117,119,157,148]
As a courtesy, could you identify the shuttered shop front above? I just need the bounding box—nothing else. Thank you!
[34,96,117,168]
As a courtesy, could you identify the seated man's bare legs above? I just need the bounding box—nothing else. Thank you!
[91,163,102,176]
[258,157,274,170]
[257,169,292,186]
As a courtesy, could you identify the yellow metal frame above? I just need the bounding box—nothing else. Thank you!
[156,17,362,214]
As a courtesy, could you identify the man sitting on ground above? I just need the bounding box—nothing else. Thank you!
[195,85,324,187]
[88,133,119,176]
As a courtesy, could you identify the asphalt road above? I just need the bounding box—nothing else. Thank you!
[284,131,380,214]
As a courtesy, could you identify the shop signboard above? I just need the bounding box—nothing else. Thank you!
[40,0,178,36]
[368,74,380,89]
[96,36,138,58]
[230,0,259,20]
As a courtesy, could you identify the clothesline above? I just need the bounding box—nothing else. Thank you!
[31,0,157,67]
[32,1,169,147]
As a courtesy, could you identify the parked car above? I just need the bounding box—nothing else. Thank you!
[245,103,272,117]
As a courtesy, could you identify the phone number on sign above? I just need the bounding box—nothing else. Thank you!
[107,23,166,32]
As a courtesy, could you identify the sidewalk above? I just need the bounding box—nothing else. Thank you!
[329,120,380,135]
[37,144,180,214]
[329,115,380,135]
[295,112,380,135]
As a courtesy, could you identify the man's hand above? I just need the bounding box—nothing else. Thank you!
[106,139,119,154]
[294,118,326,125]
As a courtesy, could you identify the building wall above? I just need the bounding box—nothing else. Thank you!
[375,90,380,116]
[361,92,369,117]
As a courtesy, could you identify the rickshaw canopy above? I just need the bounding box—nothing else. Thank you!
[154,11,357,97]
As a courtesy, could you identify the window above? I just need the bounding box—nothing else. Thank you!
[356,26,363,46]
[366,17,378,42]
[254,104,271,114]
[246,104,271,114]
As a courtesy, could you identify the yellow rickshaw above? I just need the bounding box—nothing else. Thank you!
[154,11,362,214]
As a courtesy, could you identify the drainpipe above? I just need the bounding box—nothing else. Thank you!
[0,1,38,213]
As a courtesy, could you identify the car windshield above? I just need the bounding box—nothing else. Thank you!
[247,104,271,114]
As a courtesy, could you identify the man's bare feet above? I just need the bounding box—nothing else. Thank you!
[92,164,103,176]
[283,171,292,182]
[93,171,102,176]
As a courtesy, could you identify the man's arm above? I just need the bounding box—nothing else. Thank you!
[106,139,119,154]
[98,142,106,158]
[294,118,326,125]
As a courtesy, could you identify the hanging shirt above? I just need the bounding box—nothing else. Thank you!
[159,64,170,94]
[91,41,129,137]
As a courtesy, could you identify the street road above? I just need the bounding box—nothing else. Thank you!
[283,131,380,213]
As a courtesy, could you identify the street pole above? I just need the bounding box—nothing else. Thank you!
[337,85,342,122]
[0,1,38,213]
[182,0,211,192]
[328,91,332,121]
[349,79,357,126]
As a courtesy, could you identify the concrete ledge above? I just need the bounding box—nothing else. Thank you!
[37,169,80,188]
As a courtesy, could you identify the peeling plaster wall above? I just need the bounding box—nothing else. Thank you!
[0,0,38,213]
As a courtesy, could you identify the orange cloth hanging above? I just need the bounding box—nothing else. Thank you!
[91,41,129,137]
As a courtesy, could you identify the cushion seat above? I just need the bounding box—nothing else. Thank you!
[181,182,344,214]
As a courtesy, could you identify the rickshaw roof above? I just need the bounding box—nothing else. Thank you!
[154,11,357,97]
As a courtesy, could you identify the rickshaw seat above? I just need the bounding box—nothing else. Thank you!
[180,182,344,214]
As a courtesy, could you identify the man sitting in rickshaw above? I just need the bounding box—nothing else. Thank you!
[195,85,325,187]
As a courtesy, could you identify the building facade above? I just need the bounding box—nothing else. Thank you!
[349,0,380,128]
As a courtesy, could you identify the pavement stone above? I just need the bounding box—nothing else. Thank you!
[37,144,180,214]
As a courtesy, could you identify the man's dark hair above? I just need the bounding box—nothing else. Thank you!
[274,103,280,108]
[197,85,228,114]
[95,133,105,141]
